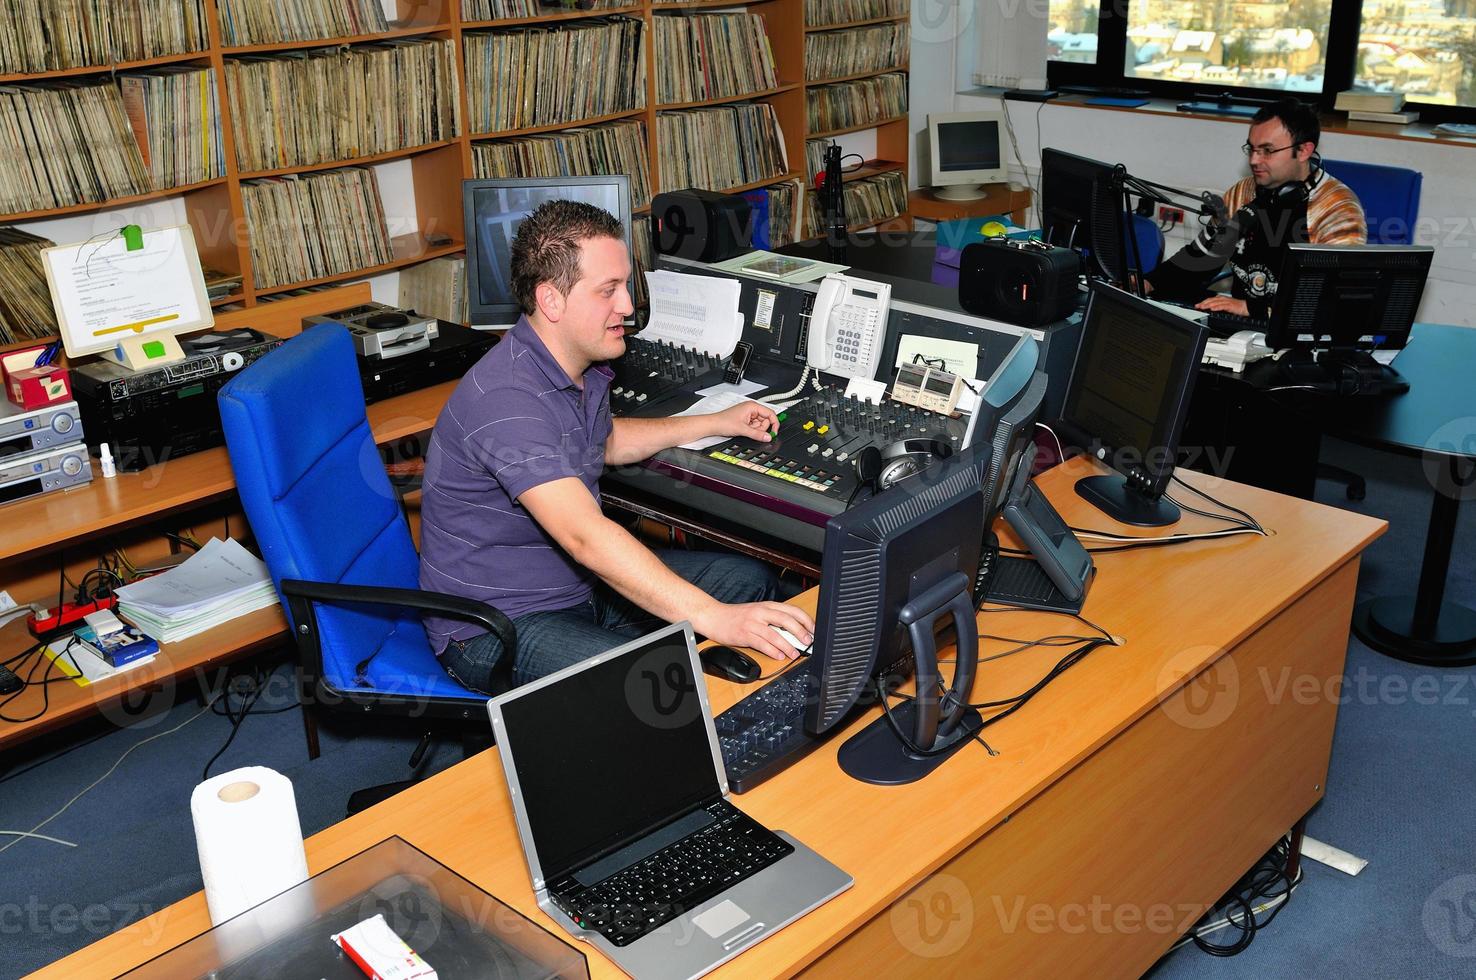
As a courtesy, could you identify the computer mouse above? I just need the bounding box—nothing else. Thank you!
[699,645,762,684]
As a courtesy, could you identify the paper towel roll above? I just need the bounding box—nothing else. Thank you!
[191,766,310,926]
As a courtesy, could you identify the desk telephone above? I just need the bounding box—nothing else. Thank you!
[805,273,890,382]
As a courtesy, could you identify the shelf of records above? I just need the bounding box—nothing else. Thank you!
[804,21,909,83]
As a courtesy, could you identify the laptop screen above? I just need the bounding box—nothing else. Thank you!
[497,627,723,880]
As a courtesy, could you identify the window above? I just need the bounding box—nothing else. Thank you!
[1045,0,1476,118]
[1355,0,1476,107]
[1124,0,1334,93]
[1050,0,1102,64]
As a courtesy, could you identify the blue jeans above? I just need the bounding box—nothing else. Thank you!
[440,549,783,693]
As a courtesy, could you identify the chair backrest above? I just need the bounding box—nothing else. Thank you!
[1319,159,1422,245]
[218,324,436,697]
[1124,212,1164,276]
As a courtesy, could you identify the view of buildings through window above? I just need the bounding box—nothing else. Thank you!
[1046,0,1476,106]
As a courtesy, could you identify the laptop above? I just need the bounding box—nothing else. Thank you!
[487,622,853,980]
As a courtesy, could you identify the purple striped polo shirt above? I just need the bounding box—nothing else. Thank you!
[419,315,613,653]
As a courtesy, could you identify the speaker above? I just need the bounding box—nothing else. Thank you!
[958,239,1081,327]
[650,189,753,263]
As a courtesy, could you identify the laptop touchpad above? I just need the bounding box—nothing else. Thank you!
[693,900,750,938]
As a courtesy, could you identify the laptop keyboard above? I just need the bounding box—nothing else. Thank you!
[550,800,793,947]
[714,664,823,793]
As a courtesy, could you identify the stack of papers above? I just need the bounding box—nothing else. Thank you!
[115,538,278,643]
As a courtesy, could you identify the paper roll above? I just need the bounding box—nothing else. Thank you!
[191,766,310,926]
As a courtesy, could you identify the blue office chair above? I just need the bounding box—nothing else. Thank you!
[1320,158,1422,245]
[219,324,515,809]
[1124,212,1164,277]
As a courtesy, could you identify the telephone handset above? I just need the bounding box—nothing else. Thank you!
[805,273,891,381]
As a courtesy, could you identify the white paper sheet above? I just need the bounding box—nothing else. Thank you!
[642,270,743,356]
[694,378,766,399]
[673,391,772,451]
[114,538,271,614]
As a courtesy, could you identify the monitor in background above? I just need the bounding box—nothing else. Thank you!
[808,444,991,785]
[1057,282,1208,528]
[462,175,633,329]
[1040,147,1127,284]
[1267,243,1433,396]
[928,112,1008,201]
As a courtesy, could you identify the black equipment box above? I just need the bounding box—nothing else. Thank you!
[650,189,753,263]
[958,239,1082,327]
[72,328,283,472]
[356,320,498,404]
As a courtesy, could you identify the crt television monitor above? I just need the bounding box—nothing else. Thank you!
[462,175,633,328]
[928,112,1008,202]
[1040,147,1127,285]
[1057,281,1208,528]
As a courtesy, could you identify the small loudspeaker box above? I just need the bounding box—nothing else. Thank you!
[650,189,753,263]
[958,239,1082,327]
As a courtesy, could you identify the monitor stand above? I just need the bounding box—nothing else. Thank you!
[1076,474,1181,527]
[1276,349,1409,396]
[838,574,983,785]
[930,184,989,202]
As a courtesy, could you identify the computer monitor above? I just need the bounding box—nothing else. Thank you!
[927,112,1008,202]
[1040,147,1127,285]
[1057,281,1209,528]
[462,175,634,329]
[964,333,1039,457]
[808,443,991,785]
[1266,243,1433,395]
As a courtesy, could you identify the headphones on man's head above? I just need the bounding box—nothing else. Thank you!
[853,438,954,497]
[1257,150,1323,208]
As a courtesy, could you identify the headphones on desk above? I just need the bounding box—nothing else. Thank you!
[853,438,954,497]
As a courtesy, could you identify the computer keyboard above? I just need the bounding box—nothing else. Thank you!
[1204,310,1270,338]
[550,800,792,946]
[715,664,823,793]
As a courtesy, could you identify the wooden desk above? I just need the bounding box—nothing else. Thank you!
[909,186,1032,226]
[35,458,1384,978]
[0,284,458,749]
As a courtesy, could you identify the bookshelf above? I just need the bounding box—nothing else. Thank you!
[0,0,912,353]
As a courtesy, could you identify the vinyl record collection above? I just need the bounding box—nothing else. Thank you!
[240,167,393,289]
[748,179,801,249]
[804,22,909,82]
[225,39,461,172]
[657,103,788,195]
[464,19,647,133]
[463,0,637,18]
[471,118,652,208]
[0,228,58,345]
[0,0,207,74]
[215,0,388,46]
[803,169,905,238]
[807,71,906,133]
[120,67,227,189]
[400,256,467,325]
[805,139,829,181]
[0,81,154,214]
[653,13,778,104]
[803,0,908,27]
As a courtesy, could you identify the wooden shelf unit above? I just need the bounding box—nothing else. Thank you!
[1,0,909,347]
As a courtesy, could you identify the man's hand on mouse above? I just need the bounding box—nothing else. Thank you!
[693,602,815,662]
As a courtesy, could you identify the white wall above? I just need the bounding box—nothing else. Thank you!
[910,19,1476,327]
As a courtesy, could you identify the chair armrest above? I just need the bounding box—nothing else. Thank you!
[279,579,517,655]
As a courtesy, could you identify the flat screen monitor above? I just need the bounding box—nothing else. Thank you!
[462,175,633,328]
[928,112,1008,202]
[808,444,991,784]
[1267,243,1431,384]
[1040,147,1127,285]
[1057,281,1208,528]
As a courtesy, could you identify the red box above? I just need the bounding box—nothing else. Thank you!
[6,363,72,409]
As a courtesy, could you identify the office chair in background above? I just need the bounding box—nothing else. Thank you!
[1314,159,1423,501]
[219,324,516,815]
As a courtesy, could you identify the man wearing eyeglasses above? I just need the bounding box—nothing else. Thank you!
[1145,98,1366,319]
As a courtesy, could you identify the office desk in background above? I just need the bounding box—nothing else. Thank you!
[36,458,1383,978]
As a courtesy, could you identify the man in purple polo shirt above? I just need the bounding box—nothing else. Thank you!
[420,199,814,692]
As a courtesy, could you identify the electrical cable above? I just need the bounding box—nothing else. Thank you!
[202,673,264,781]
[0,830,76,847]
[0,694,219,856]
[1035,421,1065,462]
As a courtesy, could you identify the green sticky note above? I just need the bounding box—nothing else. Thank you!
[143,340,166,359]
[121,225,144,251]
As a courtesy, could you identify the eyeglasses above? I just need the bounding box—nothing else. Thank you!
[1242,142,1297,159]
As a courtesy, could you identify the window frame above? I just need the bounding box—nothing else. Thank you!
[1045,0,1476,124]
